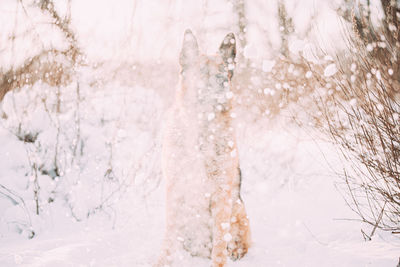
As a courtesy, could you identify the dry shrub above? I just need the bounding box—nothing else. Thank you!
[0,49,74,102]
[312,9,400,234]
[0,0,80,103]
[232,57,314,119]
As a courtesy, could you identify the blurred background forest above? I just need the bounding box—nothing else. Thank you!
[0,0,400,266]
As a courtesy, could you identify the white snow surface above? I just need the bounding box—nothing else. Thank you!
[0,73,398,266]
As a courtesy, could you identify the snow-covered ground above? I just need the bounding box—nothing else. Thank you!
[0,71,398,266]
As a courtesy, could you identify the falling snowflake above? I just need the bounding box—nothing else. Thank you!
[324,64,337,77]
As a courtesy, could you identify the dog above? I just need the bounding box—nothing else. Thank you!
[156,29,250,267]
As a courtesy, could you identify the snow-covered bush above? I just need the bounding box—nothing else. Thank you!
[0,0,164,238]
[0,67,163,237]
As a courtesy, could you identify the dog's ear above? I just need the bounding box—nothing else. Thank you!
[219,33,236,78]
[179,29,199,69]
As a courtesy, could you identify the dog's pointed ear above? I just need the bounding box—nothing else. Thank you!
[180,29,199,69]
[219,33,236,77]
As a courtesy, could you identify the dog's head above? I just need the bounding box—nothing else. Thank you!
[178,29,236,112]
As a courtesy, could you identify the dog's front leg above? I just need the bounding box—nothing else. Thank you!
[210,178,233,267]
[154,175,181,267]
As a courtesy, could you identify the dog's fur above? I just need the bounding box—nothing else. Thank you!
[156,30,250,267]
